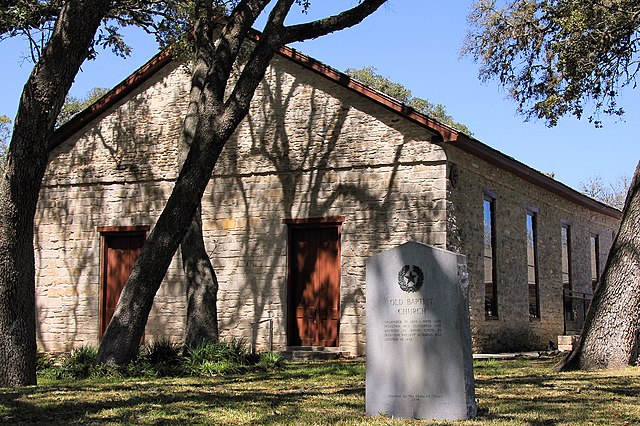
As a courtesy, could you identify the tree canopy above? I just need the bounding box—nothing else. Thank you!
[580,174,630,211]
[56,87,109,127]
[464,0,640,127]
[0,0,198,61]
[345,66,472,135]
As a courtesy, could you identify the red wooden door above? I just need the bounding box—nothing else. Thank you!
[100,233,145,337]
[288,226,340,347]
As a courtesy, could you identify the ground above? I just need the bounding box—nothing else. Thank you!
[0,356,638,424]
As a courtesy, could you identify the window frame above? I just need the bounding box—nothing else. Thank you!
[590,233,600,294]
[526,208,540,319]
[483,192,498,319]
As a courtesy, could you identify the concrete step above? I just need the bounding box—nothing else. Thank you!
[281,346,349,361]
[557,335,579,352]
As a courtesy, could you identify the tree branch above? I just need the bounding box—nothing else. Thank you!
[209,0,271,94]
[282,0,387,44]
[263,0,295,32]
[220,0,303,126]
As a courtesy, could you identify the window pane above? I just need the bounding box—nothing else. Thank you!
[484,257,493,283]
[484,200,492,248]
[526,211,539,318]
[526,215,535,249]
[528,265,536,284]
[484,196,497,317]
[591,235,599,292]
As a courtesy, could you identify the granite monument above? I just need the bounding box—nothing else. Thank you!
[365,241,476,420]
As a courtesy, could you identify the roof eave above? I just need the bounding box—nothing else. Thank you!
[274,45,457,143]
[451,134,622,219]
[48,39,622,221]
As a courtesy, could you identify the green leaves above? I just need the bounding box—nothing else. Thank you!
[345,66,473,135]
[0,1,61,39]
[0,1,236,63]
[464,0,640,126]
[56,87,109,127]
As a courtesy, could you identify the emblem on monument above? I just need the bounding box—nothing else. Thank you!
[397,265,424,293]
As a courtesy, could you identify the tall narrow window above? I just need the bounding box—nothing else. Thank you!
[561,224,573,321]
[483,195,498,317]
[526,210,540,318]
[590,234,600,293]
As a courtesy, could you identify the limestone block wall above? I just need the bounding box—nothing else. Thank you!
[445,145,618,352]
[35,49,614,357]
[202,56,448,355]
[35,54,448,356]
[36,62,190,352]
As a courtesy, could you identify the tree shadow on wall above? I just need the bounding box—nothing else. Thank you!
[34,67,187,351]
[204,60,445,353]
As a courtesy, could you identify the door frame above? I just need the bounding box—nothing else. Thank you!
[283,217,344,347]
[97,225,149,340]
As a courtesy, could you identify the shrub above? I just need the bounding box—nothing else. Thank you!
[258,351,284,371]
[38,338,284,381]
[52,346,98,380]
[183,339,250,376]
[140,338,183,377]
[36,351,55,371]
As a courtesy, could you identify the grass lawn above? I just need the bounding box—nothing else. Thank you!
[0,356,639,425]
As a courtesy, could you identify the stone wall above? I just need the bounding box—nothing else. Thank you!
[35,51,619,356]
[201,56,448,355]
[36,62,190,352]
[35,55,448,355]
[445,145,618,352]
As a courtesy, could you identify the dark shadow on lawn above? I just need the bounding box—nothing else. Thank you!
[0,382,352,425]
[474,371,640,426]
[0,364,366,425]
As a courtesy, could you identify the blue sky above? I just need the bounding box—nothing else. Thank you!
[1,1,638,190]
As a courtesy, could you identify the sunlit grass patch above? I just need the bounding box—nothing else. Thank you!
[0,356,638,425]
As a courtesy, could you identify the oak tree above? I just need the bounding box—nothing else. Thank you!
[97,0,388,365]
[345,66,472,134]
[580,174,630,211]
[56,87,110,127]
[0,0,194,387]
[465,0,640,370]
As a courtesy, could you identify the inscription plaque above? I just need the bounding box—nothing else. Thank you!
[365,242,476,420]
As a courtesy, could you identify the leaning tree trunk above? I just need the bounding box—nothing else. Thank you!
[0,0,112,387]
[96,2,254,365]
[177,83,220,348]
[181,205,220,347]
[96,0,388,366]
[557,161,640,371]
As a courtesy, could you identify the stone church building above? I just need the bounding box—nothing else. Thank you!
[35,44,621,355]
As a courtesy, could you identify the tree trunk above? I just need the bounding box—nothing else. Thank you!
[176,64,219,348]
[557,161,640,371]
[96,0,280,366]
[0,0,112,387]
[96,0,388,366]
[181,205,220,347]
